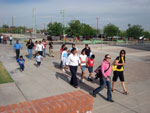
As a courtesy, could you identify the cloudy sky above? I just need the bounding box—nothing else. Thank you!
[0,0,150,30]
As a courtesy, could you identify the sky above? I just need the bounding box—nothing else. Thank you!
[0,0,150,31]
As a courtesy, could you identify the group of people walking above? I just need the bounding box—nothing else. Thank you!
[12,38,128,103]
[0,34,13,45]
[13,39,54,71]
[60,43,128,102]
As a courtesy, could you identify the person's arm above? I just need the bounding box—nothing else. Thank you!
[115,59,124,66]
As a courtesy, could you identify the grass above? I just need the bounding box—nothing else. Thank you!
[0,61,14,84]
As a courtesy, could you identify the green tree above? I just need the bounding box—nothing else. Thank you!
[143,31,150,38]
[67,20,82,37]
[126,25,144,39]
[104,24,120,37]
[47,22,63,36]
[118,31,127,38]
[81,23,96,37]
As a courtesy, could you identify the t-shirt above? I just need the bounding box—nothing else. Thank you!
[36,55,42,62]
[42,42,46,48]
[69,47,78,52]
[82,47,91,57]
[49,42,53,49]
[61,51,68,61]
[87,58,94,67]
[9,36,13,40]
[36,44,44,51]
[116,56,125,71]
[26,42,34,49]
[17,58,25,65]
[79,54,87,66]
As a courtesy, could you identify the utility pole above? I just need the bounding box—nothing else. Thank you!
[12,16,14,26]
[60,10,65,43]
[96,17,99,38]
[32,8,37,38]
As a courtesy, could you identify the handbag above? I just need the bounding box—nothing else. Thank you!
[95,63,110,79]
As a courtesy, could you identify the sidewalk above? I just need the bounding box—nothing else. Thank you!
[0,43,150,113]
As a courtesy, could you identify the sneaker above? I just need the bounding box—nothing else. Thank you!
[62,69,66,72]
[87,77,93,81]
[81,79,85,83]
[92,91,96,98]
[107,99,114,102]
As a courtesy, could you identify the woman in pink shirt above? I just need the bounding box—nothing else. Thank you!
[92,54,114,102]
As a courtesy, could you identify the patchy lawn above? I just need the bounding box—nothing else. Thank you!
[0,61,14,84]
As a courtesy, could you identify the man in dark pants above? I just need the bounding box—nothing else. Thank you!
[13,40,22,60]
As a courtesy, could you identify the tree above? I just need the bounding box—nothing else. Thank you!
[126,25,144,39]
[118,31,127,38]
[143,31,150,38]
[104,24,120,37]
[47,22,63,36]
[67,20,82,37]
[81,23,96,37]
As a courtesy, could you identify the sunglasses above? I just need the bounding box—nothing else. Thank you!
[106,57,111,59]
[121,53,125,54]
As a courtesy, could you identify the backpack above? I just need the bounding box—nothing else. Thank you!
[95,63,110,79]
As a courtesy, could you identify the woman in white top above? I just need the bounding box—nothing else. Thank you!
[67,48,80,88]
[79,49,88,82]
[36,41,44,56]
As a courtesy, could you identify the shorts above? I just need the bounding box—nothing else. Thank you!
[88,66,93,73]
[81,65,86,71]
[113,71,124,82]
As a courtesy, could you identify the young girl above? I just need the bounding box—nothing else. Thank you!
[79,49,88,82]
[87,54,95,81]
[61,47,68,72]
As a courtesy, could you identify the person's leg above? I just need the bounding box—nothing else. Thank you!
[29,49,32,59]
[28,49,30,58]
[51,49,54,57]
[69,66,74,85]
[106,76,112,100]
[43,48,46,57]
[22,65,24,71]
[112,71,118,91]
[16,49,20,60]
[93,77,106,95]
[74,66,78,87]
[70,66,78,87]
[119,71,128,93]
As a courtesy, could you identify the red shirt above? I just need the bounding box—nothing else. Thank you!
[88,58,94,67]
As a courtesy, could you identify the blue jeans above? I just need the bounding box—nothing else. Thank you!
[43,48,46,57]
[28,49,33,59]
[93,76,112,100]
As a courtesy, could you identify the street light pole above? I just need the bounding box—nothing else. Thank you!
[60,10,65,43]
[96,17,99,38]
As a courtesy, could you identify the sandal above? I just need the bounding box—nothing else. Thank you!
[123,91,128,95]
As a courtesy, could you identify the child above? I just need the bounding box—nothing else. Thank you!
[17,56,25,72]
[87,54,95,81]
[79,49,88,82]
[36,53,43,67]
[49,40,54,57]
[61,47,68,72]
